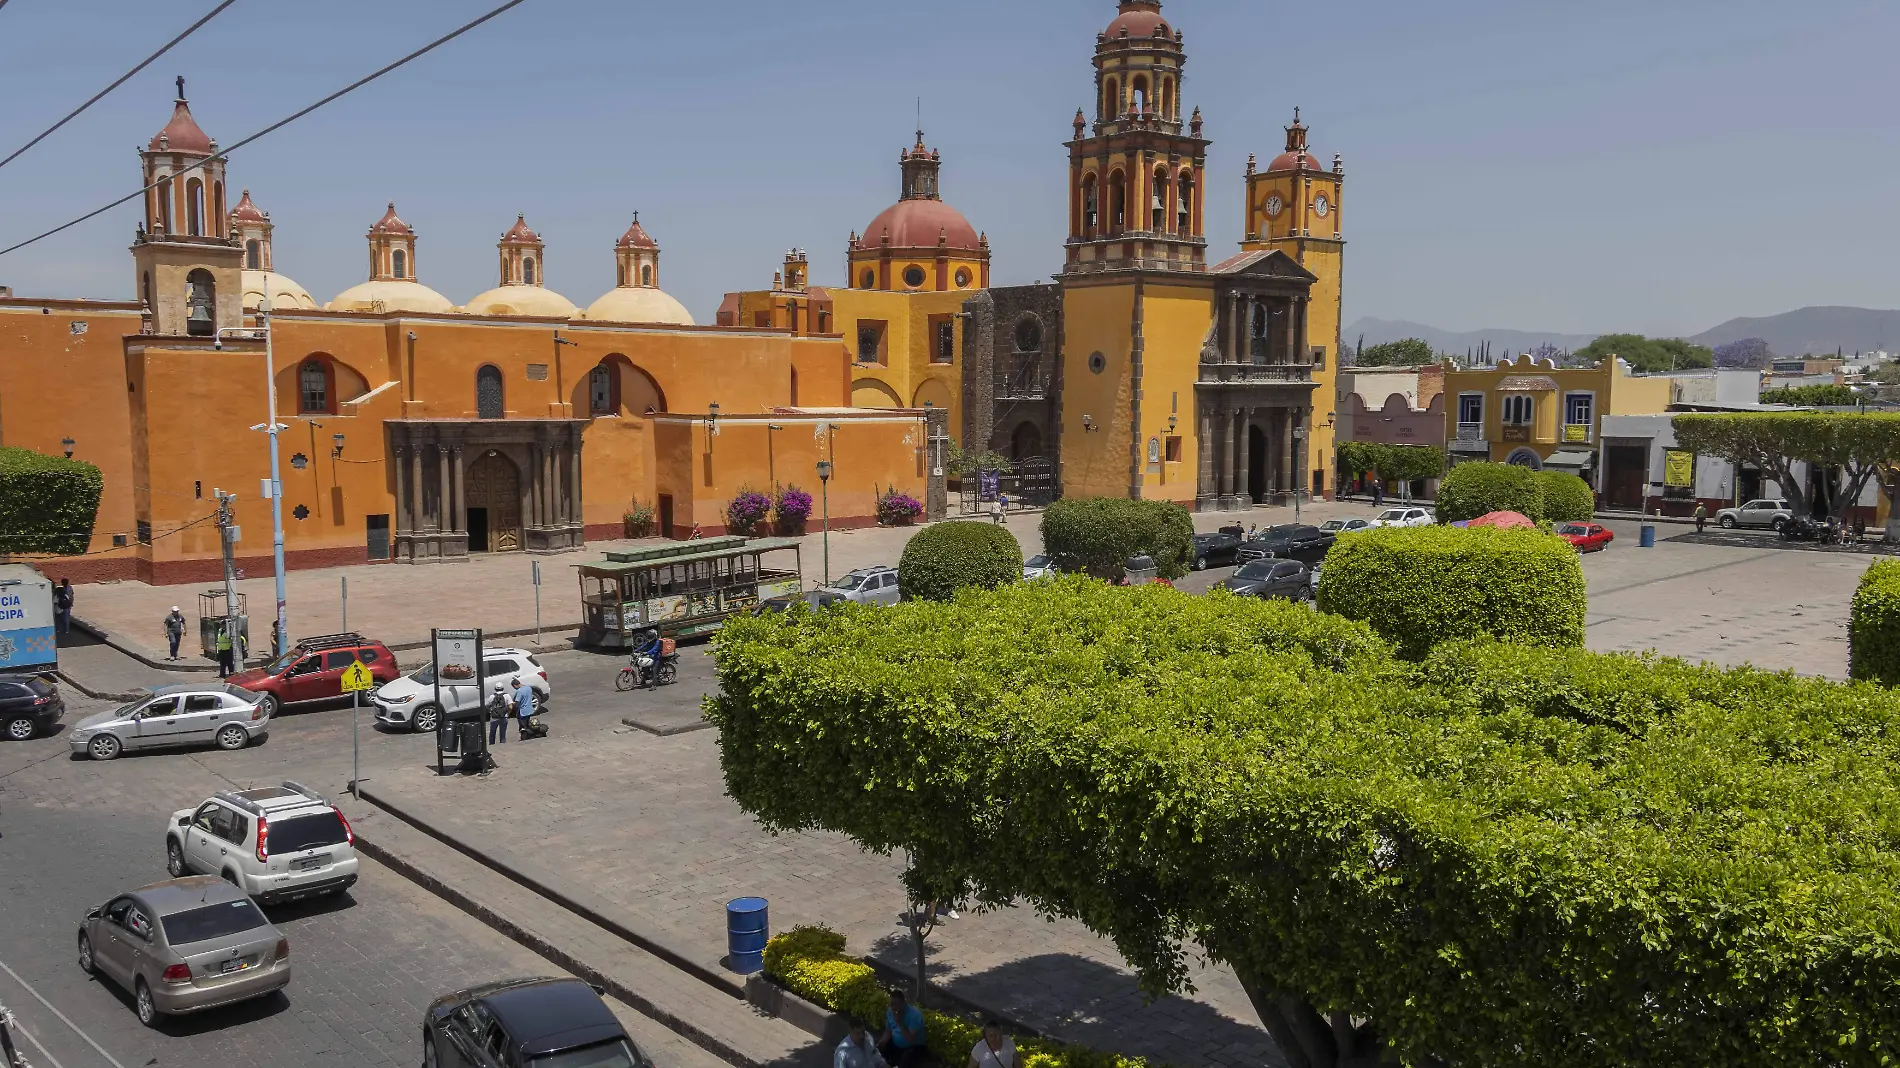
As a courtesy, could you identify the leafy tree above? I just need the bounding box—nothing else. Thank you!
[1573,333,1712,373]
[1354,337,1434,367]
[0,447,104,555]
[1434,461,1542,522]
[1672,412,1900,529]
[1760,383,1859,406]
[1713,337,1773,369]
[897,522,1022,602]
[1336,443,1445,498]
[1040,498,1194,580]
[944,441,1013,479]
[710,580,1900,1067]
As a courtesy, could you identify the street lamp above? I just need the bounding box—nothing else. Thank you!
[332,432,346,458]
[704,402,721,435]
[816,459,833,586]
[60,437,74,459]
[220,294,288,658]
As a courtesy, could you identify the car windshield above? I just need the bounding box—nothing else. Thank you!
[1558,523,1589,535]
[1025,555,1049,568]
[407,663,436,685]
[262,650,301,674]
[1377,509,1406,520]
[1319,520,1343,531]
[266,811,349,854]
[1236,562,1276,579]
[830,575,867,590]
[160,898,270,946]
[529,1039,647,1068]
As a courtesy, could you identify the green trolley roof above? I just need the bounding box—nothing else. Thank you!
[577,537,804,576]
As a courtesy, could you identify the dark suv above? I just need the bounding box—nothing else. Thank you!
[1235,524,1334,565]
[425,977,648,1068]
[0,675,64,741]
[227,633,400,718]
[1190,531,1243,571]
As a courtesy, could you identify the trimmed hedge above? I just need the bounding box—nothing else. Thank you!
[1535,470,1596,522]
[1040,498,1194,580]
[763,925,1157,1068]
[1434,461,1543,523]
[0,447,104,555]
[1316,525,1586,659]
[1850,559,1900,685]
[898,522,1022,602]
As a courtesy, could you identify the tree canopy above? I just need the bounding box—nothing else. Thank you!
[1040,498,1193,580]
[1354,338,1435,367]
[1760,383,1859,406]
[1672,412,1900,523]
[1334,442,1444,484]
[709,580,1900,1067]
[1573,333,1712,373]
[1714,337,1774,369]
[0,447,104,555]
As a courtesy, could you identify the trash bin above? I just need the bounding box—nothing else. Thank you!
[726,897,768,973]
[1639,524,1656,548]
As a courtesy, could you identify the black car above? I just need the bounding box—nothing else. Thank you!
[1235,524,1334,564]
[425,977,647,1068]
[1,674,64,741]
[1190,531,1243,571]
[754,590,848,615]
[1213,559,1311,602]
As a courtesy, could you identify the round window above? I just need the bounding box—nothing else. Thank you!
[861,270,875,289]
[903,266,926,288]
[1015,319,1042,352]
[955,267,972,288]
[1088,352,1107,374]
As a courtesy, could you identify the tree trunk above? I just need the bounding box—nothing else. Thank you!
[1232,969,1398,1068]
[1886,478,1900,544]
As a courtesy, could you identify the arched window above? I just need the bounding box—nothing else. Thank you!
[299,359,331,414]
[1151,168,1170,231]
[588,363,617,416]
[245,240,261,270]
[617,262,628,287]
[522,257,536,285]
[476,365,504,419]
[186,178,204,236]
[640,264,652,287]
[1108,171,1126,234]
[1081,174,1098,237]
[1015,317,1043,353]
[1177,171,1194,233]
[1160,77,1174,121]
[861,269,875,289]
[185,268,215,336]
[1131,75,1149,116]
[156,177,173,233]
[1103,77,1118,118]
[392,249,407,280]
[212,182,225,232]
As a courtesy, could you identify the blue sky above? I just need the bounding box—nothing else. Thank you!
[0,0,1894,337]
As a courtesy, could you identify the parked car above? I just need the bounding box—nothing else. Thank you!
[165,781,358,904]
[1,674,64,741]
[1369,506,1433,528]
[754,590,848,614]
[372,648,549,734]
[1022,554,1058,580]
[1189,532,1243,571]
[67,684,269,761]
[828,566,902,606]
[1213,559,1311,602]
[1317,517,1372,536]
[226,632,400,718]
[1557,522,1615,552]
[1715,499,1793,530]
[77,876,290,1026]
[1236,524,1334,564]
[423,977,649,1068]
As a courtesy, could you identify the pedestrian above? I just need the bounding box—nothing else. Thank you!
[487,682,511,745]
[1694,501,1708,534]
[512,674,536,736]
[163,606,186,661]
[215,622,235,678]
[878,989,930,1068]
[1371,481,1384,507]
[836,1019,887,1068]
[968,1021,1017,1068]
[53,578,73,637]
[990,494,1005,525]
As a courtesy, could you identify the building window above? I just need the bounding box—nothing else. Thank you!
[903,265,926,288]
[861,269,875,289]
[185,269,215,336]
[1177,173,1194,233]
[245,240,261,271]
[1108,172,1126,233]
[934,321,955,364]
[1565,392,1594,429]
[156,177,173,233]
[1458,393,1483,426]
[1165,436,1183,463]
[1015,318,1042,353]
[955,267,972,288]
[1081,175,1098,237]
[1088,351,1106,374]
[186,178,204,236]
[392,248,406,279]
[857,323,885,364]
[522,257,536,285]
[1502,394,1534,425]
[299,360,330,414]
[641,264,652,287]
[1151,169,1169,231]
[589,364,616,415]
[476,365,504,419]
[136,521,153,545]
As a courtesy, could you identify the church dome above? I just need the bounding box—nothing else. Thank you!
[582,287,694,326]
[1105,1,1169,38]
[149,97,213,154]
[464,285,577,319]
[328,279,457,315]
[1267,149,1324,172]
[242,270,318,312]
[853,199,981,252]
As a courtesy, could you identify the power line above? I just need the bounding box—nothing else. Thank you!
[0,0,241,174]
[0,0,532,259]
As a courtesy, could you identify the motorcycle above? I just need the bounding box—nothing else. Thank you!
[614,635,680,691]
[1779,516,1821,542]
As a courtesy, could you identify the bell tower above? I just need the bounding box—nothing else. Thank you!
[130,79,242,336]
[1063,0,1209,275]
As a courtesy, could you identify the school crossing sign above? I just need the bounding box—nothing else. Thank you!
[340,660,374,693]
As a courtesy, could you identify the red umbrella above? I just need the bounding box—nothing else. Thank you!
[1467,510,1536,530]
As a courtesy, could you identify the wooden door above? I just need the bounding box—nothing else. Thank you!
[466,452,522,552]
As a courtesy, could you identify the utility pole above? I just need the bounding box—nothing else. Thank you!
[261,294,288,658]
[216,489,240,666]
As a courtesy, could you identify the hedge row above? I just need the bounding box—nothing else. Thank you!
[1850,559,1900,686]
[1433,461,1596,523]
[1040,498,1193,580]
[898,522,1022,602]
[763,926,1154,1068]
[0,447,104,555]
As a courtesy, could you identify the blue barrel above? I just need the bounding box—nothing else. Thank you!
[1639,524,1656,548]
[726,897,769,973]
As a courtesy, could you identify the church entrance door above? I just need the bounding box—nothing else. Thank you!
[466,451,522,552]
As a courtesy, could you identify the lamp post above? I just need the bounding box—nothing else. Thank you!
[222,293,287,658]
[816,459,833,586]
[60,437,75,459]
[1292,420,1308,523]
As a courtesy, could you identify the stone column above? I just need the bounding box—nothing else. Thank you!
[570,436,584,538]
[1283,412,1297,494]
[436,445,450,533]
[450,446,464,534]
[1216,410,1235,499]
[1226,293,1242,364]
[394,445,410,537]
[1283,298,1298,365]
[409,444,424,539]
[1197,405,1216,506]
[1295,295,1309,366]
[1235,408,1252,504]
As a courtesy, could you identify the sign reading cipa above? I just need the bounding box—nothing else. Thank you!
[0,565,56,672]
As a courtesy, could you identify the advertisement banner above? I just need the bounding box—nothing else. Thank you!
[433,629,482,684]
[1664,450,1695,488]
[0,570,55,671]
[759,579,803,600]
[646,595,688,624]
[1564,424,1589,443]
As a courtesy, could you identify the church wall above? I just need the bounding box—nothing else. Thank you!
[1056,282,1138,500]
[825,288,966,433]
[1133,282,1211,504]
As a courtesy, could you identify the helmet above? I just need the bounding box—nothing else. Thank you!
[492,682,506,693]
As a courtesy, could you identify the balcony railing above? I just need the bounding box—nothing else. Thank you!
[1199,362,1312,385]
[1455,423,1484,442]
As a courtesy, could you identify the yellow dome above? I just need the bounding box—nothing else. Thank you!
[580,287,695,326]
[328,279,456,314]
[241,270,318,312]
[464,284,577,319]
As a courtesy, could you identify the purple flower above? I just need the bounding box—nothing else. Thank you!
[726,490,773,535]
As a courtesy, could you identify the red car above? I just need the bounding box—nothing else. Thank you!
[1557,522,1614,552]
[226,632,400,717]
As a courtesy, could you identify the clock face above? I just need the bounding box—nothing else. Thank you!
[1263,195,1283,218]
[1314,195,1331,218]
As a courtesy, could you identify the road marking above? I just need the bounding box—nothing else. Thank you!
[7,1012,74,1068]
[0,958,128,1068]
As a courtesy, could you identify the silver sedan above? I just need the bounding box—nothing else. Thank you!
[77,876,290,1025]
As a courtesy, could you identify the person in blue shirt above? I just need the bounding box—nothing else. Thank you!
[878,988,929,1068]
[511,676,536,733]
[631,628,663,686]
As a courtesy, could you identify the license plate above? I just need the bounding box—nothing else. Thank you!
[219,958,245,974]
[293,854,330,871]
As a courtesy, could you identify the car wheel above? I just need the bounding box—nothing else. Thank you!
[1719,515,1736,529]
[215,724,249,751]
[412,705,441,733]
[425,1034,441,1068]
[535,690,547,711]
[135,978,159,1026]
[1772,516,1788,532]
[256,692,279,718]
[222,869,242,890]
[1190,555,1206,572]
[4,716,33,741]
[167,838,188,878]
[87,734,122,761]
[77,933,95,975]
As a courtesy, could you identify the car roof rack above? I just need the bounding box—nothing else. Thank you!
[281,780,328,805]
[213,790,266,817]
[293,633,368,652]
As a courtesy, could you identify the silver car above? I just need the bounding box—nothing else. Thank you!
[1714,498,1793,530]
[828,566,902,606]
[77,876,290,1026]
[67,684,269,761]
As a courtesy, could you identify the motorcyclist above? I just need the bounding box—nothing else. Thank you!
[631,628,664,687]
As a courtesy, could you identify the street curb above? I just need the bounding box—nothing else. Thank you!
[53,671,143,702]
[70,615,218,673]
[620,715,714,737]
[351,826,765,1068]
[357,783,747,999]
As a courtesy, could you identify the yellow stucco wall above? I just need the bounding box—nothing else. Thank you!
[1442,354,1673,464]
[1134,283,1213,503]
[1058,282,1137,500]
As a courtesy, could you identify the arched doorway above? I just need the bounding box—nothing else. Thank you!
[1010,421,1042,461]
[1247,424,1268,503]
[1504,447,1543,470]
[465,450,523,552]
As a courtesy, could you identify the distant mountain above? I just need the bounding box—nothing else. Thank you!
[1343,318,1599,360]
[1347,306,1900,362]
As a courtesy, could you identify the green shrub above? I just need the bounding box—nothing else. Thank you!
[1434,461,1543,523]
[1534,470,1596,522]
[1317,525,1585,659]
[0,447,104,555]
[1040,498,1193,580]
[898,522,1022,602]
[1850,559,1900,685]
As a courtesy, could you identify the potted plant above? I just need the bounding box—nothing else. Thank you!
[774,485,813,536]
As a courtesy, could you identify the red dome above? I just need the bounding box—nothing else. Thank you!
[1267,150,1324,172]
[369,202,414,236]
[1105,1,1169,38]
[617,215,656,249]
[501,214,540,244]
[148,100,213,154]
[854,199,981,251]
[229,189,266,224]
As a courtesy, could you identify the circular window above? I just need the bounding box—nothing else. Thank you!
[902,266,926,288]
[1015,319,1042,352]
[861,270,875,289]
[1088,351,1106,374]
[955,267,972,288]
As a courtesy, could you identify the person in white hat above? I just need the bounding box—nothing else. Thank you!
[163,606,187,661]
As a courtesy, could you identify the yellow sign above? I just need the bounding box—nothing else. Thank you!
[340,659,374,693]
[1664,450,1695,488]
[1564,423,1588,443]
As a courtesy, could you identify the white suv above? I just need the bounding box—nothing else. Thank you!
[165,782,359,905]
[371,647,550,733]
[1370,506,1433,528]
[828,566,901,606]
